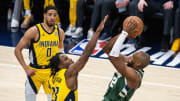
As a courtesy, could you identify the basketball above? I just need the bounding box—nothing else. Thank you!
[123,16,144,38]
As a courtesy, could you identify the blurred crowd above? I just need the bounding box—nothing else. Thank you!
[3,0,180,53]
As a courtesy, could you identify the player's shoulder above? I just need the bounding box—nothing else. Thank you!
[26,25,38,33]
[23,25,39,39]
[58,27,64,33]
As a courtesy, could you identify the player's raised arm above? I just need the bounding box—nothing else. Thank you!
[103,16,147,88]
[103,34,120,54]
[66,15,108,78]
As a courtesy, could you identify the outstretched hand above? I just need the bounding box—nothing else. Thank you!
[96,15,108,33]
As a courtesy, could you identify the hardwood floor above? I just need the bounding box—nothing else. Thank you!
[0,46,180,101]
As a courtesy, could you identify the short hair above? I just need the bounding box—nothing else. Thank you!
[48,52,63,77]
[134,51,150,69]
[44,5,58,14]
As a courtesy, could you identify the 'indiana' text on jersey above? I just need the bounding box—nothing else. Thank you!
[103,69,144,101]
[29,23,60,67]
[49,69,78,101]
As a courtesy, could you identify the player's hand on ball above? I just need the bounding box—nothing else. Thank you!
[123,16,144,38]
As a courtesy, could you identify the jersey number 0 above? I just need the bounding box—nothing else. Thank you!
[47,48,51,57]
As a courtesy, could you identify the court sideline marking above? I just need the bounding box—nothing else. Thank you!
[0,63,180,89]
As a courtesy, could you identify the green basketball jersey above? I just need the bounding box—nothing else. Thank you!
[103,69,144,101]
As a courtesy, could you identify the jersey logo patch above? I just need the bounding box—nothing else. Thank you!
[55,32,58,36]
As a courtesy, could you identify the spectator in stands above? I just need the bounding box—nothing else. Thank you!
[132,0,175,52]
[11,0,22,28]
[21,0,60,29]
[171,0,180,54]
[71,0,95,38]
[87,0,103,39]
[20,0,33,28]
[65,0,79,36]
[11,0,44,28]
[54,0,69,30]
[88,0,138,40]
[11,0,61,28]
[98,0,130,40]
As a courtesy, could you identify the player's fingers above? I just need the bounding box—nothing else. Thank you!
[103,15,109,23]
[32,69,37,72]
[31,72,35,76]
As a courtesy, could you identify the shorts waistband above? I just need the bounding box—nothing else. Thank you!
[29,64,50,69]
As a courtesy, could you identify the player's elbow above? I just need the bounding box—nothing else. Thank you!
[14,46,21,57]
[14,47,18,57]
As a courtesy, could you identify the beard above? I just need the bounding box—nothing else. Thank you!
[127,62,133,67]
[47,22,54,27]
[46,20,55,27]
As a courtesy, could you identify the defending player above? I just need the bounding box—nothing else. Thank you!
[14,6,64,101]
[48,15,108,101]
[102,16,150,101]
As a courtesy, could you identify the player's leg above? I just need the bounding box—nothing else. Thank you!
[25,77,36,101]
[25,76,41,101]
[42,81,52,101]
[25,66,42,101]
[42,72,52,101]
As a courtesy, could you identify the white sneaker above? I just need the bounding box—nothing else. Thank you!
[71,26,76,33]
[72,27,83,38]
[65,25,75,36]
[87,30,94,39]
[11,19,19,28]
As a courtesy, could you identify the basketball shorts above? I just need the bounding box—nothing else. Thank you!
[26,65,52,94]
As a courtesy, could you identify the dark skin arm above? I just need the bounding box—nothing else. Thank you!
[65,15,109,90]
[103,33,141,89]
[103,34,120,54]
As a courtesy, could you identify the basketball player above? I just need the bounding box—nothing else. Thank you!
[102,22,150,101]
[48,15,108,101]
[14,6,64,101]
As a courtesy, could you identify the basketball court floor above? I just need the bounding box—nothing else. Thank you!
[0,46,180,101]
